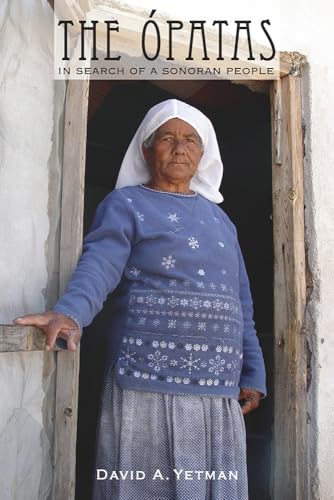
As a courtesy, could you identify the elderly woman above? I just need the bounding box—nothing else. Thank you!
[15,99,266,500]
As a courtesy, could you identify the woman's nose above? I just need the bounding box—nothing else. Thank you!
[172,138,186,153]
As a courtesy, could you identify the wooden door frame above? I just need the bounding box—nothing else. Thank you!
[53,78,90,499]
[57,57,307,500]
[270,71,308,499]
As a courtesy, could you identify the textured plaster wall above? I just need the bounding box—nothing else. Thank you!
[0,352,56,500]
[0,1,51,320]
[0,1,64,499]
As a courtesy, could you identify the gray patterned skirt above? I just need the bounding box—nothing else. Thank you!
[93,364,248,500]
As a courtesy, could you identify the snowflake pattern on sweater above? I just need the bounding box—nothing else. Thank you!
[54,185,266,398]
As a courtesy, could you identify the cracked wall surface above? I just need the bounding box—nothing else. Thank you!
[0,0,51,321]
[0,352,56,500]
[0,1,64,499]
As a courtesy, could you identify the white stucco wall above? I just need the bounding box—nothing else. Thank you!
[0,1,64,499]
[0,0,51,321]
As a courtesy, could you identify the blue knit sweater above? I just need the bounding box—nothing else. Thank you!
[54,185,266,398]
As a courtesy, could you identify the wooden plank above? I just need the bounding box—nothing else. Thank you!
[0,325,60,352]
[272,79,283,164]
[270,74,307,499]
[52,78,90,500]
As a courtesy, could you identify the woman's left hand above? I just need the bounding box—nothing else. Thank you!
[238,388,261,415]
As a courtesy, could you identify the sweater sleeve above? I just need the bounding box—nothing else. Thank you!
[53,191,135,330]
[236,240,267,397]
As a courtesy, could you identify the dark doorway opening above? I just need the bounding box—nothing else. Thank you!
[75,80,274,500]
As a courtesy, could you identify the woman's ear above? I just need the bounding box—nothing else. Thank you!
[142,144,151,165]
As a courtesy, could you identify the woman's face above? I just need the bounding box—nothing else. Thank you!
[142,118,203,186]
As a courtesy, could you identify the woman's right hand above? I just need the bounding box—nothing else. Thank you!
[13,312,81,352]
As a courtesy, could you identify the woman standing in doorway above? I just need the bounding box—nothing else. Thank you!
[15,99,266,500]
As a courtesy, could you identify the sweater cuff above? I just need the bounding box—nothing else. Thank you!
[53,306,82,331]
[52,307,83,350]
[63,313,82,333]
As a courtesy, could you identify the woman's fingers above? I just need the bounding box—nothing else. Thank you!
[45,319,63,351]
[66,331,78,352]
[13,312,80,351]
[13,314,50,328]
[45,319,80,351]
[239,388,261,415]
[241,399,254,416]
[56,327,81,352]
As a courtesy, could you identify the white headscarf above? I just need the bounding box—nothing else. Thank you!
[115,99,224,203]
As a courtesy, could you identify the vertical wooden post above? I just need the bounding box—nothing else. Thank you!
[270,74,308,499]
[53,79,90,499]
